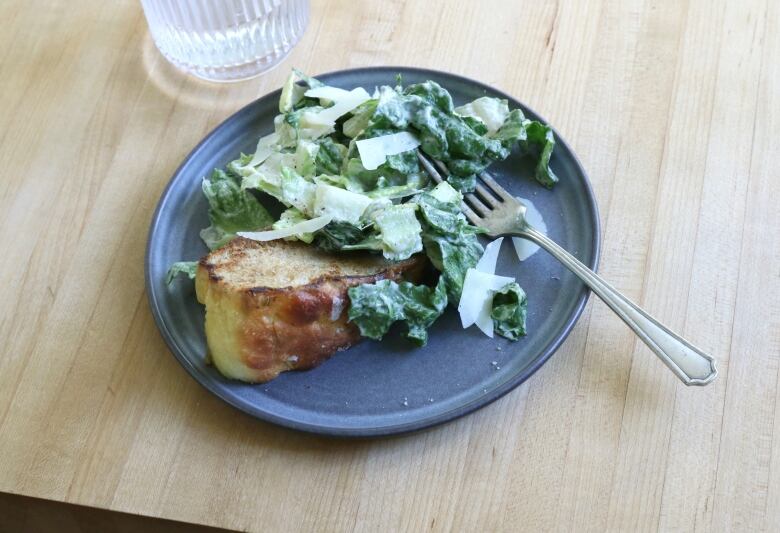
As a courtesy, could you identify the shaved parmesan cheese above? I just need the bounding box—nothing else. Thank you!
[304,86,353,102]
[458,269,515,337]
[459,237,514,337]
[454,97,510,135]
[356,132,421,170]
[301,87,372,128]
[511,196,547,261]
[247,132,279,167]
[476,237,504,273]
[238,215,332,241]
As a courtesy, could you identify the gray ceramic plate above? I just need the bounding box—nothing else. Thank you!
[146,67,600,437]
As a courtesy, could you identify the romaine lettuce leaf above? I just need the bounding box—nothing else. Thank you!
[491,282,528,339]
[313,173,364,192]
[347,277,448,346]
[279,70,325,114]
[294,140,319,177]
[312,183,372,223]
[292,68,324,89]
[342,100,378,138]
[454,97,510,135]
[493,108,527,144]
[414,190,484,302]
[415,191,478,236]
[365,184,421,199]
[296,107,337,140]
[314,221,373,251]
[342,147,425,192]
[314,137,347,175]
[274,113,299,147]
[405,81,454,112]
[242,156,317,214]
[371,204,423,260]
[279,167,316,213]
[422,233,483,303]
[364,82,510,192]
[279,71,306,113]
[523,121,558,188]
[428,180,462,204]
[165,261,197,284]
[200,169,273,250]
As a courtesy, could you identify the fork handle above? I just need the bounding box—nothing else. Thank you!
[520,226,717,386]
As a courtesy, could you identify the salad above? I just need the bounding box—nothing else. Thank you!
[168,69,558,346]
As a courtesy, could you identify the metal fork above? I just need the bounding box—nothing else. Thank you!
[417,152,717,386]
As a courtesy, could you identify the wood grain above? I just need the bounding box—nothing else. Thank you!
[1,0,778,531]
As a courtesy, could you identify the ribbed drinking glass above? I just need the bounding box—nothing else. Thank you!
[140,0,309,82]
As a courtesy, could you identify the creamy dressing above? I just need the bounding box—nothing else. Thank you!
[511,196,547,261]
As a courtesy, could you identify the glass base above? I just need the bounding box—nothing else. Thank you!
[165,47,295,83]
[141,0,310,84]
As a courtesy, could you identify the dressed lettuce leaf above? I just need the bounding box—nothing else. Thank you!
[523,120,558,188]
[315,137,347,175]
[314,221,373,251]
[454,96,510,135]
[490,282,528,339]
[165,261,198,284]
[272,207,315,243]
[200,169,273,250]
[370,204,423,261]
[414,186,484,302]
[348,277,448,346]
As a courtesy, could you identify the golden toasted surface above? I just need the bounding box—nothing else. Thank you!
[195,237,426,383]
[201,237,406,289]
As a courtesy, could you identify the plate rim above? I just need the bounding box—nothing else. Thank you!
[145,66,601,438]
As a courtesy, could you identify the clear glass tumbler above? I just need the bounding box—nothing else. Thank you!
[140,0,309,82]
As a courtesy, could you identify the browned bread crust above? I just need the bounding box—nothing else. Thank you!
[195,237,426,383]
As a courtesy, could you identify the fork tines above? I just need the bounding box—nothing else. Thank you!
[416,150,512,227]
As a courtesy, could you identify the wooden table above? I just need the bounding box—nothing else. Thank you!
[1,0,778,531]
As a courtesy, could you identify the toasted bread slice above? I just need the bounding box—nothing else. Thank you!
[195,237,426,383]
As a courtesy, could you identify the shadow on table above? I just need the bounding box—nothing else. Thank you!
[0,492,230,533]
[140,33,279,112]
